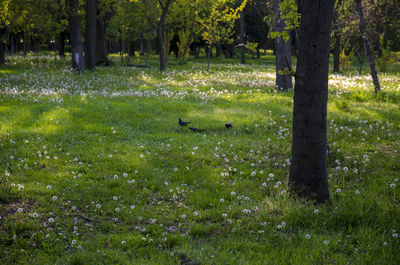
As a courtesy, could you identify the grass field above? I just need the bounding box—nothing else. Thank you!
[0,53,399,264]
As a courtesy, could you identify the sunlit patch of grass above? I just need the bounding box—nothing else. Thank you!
[0,54,399,264]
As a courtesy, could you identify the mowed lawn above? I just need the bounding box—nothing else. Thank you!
[0,54,399,264]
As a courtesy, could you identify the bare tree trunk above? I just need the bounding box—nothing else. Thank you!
[356,0,380,93]
[207,45,211,71]
[240,10,246,64]
[0,31,5,65]
[354,48,363,75]
[274,0,293,91]
[85,0,97,69]
[10,33,16,53]
[56,32,66,57]
[333,32,340,73]
[23,30,29,56]
[289,0,335,203]
[95,18,112,66]
[157,0,173,71]
[68,0,85,71]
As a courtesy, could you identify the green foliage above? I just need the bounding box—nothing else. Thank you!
[339,50,352,71]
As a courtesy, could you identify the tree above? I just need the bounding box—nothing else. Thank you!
[289,0,335,203]
[331,0,342,73]
[197,0,247,70]
[272,0,294,91]
[85,0,97,69]
[68,0,85,71]
[355,0,380,93]
[157,0,174,71]
[239,9,245,64]
[0,0,11,65]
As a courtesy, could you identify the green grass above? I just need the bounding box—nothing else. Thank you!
[0,54,399,264]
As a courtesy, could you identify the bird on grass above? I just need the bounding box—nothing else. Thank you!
[178,118,191,126]
[225,123,233,128]
[189,127,206,133]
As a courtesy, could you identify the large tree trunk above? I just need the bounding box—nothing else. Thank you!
[240,10,246,64]
[68,0,85,71]
[356,0,380,93]
[157,0,173,71]
[289,0,335,203]
[274,0,293,91]
[85,0,97,69]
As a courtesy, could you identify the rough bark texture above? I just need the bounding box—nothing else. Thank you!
[356,0,380,93]
[289,0,335,203]
[68,0,85,71]
[274,0,292,91]
[240,10,246,64]
[157,0,173,71]
[85,0,97,69]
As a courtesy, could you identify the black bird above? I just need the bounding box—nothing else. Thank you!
[225,123,233,128]
[178,118,191,126]
[189,127,206,133]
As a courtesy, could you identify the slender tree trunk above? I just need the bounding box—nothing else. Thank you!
[240,10,246,64]
[256,45,260,59]
[10,33,15,53]
[157,0,173,72]
[289,0,335,203]
[68,0,85,71]
[355,0,380,93]
[274,0,293,91]
[207,45,211,71]
[333,32,340,73]
[23,30,29,56]
[85,0,97,69]
[0,32,5,65]
[145,37,150,67]
[332,0,341,73]
[56,32,65,57]
[95,18,112,66]
[355,48,363,75]
[140,33,145,55]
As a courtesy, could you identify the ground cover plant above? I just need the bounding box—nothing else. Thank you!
[0,54,399,264]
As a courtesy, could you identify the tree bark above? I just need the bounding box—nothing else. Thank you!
[68,0,85,71]
[157,0,173,72]
[332,0,341,73]
[289,0,335,204]
[10,33,16,53]
[0,32,5,65]
[333,32,340,73]
[85,0,97,69]
[355,0,380,93]
[240,10,246,64]
[354,48,363,75]
[274,0,293,91]
[56,31,66,57]
[95,18,112,66]
[23,31,29,56]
